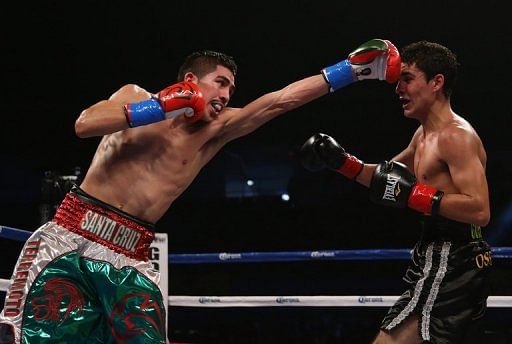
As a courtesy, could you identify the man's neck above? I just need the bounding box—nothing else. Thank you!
[420,99,454,133]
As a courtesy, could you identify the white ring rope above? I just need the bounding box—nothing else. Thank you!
[1,278,510,308]
[168,295,512,308]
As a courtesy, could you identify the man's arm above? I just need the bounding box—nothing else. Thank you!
[219,75,329,142]
[75,84,145,138]
[299,128,420,188]
[436,127,490,226]
[75,82,205,138]
[300,132,443,216]
[390,127,421,171]
[299,126,490,226]
[218,39,400,143]
[350,127,420,187]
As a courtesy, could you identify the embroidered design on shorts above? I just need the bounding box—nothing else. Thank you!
[109,292,165,342]
[31,277,85,323]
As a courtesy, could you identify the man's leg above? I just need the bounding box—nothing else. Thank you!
[372,314,422,344]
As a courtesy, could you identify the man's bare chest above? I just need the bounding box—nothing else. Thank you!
[413,140,447,183]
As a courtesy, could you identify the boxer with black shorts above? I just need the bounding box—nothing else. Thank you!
[0,41,400,343]
[301,41,491,343]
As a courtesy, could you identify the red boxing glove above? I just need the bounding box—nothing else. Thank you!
[124,81,206,127]
[348,39,401,83]
[408,183,444,215]
[158,81,206,123]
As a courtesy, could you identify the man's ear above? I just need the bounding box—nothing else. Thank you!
[431,74,445,92]
[184,72,199,83]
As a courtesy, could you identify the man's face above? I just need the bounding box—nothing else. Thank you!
[395,63,437,120]
[194,65,236,122]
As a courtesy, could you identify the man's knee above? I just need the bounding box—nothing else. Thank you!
[373,315,422,344]
[372,329,391,344]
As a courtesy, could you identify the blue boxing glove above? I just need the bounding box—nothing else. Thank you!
[124,81,205,127]
[322,39,401,92]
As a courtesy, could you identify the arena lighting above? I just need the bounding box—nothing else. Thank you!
[281,193,290,201]
[246,179,254,186]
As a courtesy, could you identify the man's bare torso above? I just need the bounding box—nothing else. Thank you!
[80,116,228,223]
[412,115,486,194]
[74,74,329,223]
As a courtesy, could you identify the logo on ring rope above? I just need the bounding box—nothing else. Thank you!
[311,251,335,258]
[219,253,242,261]
[358,296,384,304]
[276,297,300,304]
[199,297,221,304]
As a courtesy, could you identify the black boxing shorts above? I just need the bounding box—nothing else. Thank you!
[380,216,492,343]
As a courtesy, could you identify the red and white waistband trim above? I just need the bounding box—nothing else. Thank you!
[53,192,154,261]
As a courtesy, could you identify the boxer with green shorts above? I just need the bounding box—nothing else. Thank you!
[1,40,400,342]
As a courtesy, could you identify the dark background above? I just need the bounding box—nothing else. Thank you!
[1,1,511,342]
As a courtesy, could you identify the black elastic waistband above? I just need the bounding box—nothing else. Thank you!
[420,215,483,242]
[70,184,155,230]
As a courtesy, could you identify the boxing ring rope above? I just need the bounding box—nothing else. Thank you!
[1,225,512,308]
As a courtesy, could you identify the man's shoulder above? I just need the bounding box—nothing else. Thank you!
[442,116,477,139]
[214,107,242,128]
[110,84,150,102]
[438,119,483,157]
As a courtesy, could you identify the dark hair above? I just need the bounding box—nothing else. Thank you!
[177,50,237,82]
[401,41,459,97]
